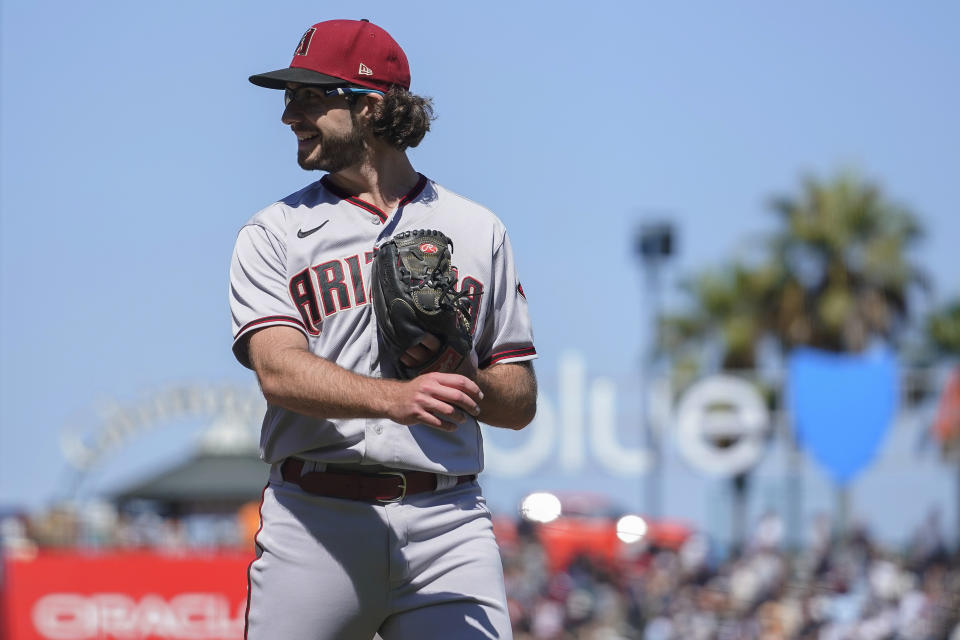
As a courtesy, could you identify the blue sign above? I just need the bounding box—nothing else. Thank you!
[786,346,898,486]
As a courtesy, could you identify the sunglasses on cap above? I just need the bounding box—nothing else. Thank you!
[284,86,385,108]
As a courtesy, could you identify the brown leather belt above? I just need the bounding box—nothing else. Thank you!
[280,459,476,503]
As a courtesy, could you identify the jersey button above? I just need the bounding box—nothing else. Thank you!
[370,216,381,225]
[374,425,383,434]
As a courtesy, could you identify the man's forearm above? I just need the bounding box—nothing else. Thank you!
[247,326,483,430]
[475,361,537,430]
[254,341,395,420]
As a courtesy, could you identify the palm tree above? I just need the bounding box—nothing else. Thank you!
[767,170,926,353]
[660,262,777,374]
[661,171,926,368]
[927,300,960,357]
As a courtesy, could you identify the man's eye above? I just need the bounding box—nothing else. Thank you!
[284,88,328,108]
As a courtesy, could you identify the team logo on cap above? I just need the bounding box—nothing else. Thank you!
[420,243,438,254]
[295,28,316,56]
[358,63,373,76]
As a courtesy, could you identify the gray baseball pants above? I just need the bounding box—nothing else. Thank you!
[244,464,513,640]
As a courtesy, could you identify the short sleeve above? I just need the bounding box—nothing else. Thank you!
[229,224,310,368]
[475,230,537,368]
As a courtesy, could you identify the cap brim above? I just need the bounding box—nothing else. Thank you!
[248,67,348,89]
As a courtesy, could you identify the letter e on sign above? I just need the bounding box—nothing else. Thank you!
[674,375,770,477]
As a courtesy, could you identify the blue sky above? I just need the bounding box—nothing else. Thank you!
[1,2,958,513]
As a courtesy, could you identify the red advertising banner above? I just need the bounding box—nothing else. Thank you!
[1,550,253,640]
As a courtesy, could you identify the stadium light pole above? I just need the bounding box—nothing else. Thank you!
[633,221,676,520]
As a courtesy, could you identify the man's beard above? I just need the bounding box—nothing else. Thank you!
[298,120,367,173]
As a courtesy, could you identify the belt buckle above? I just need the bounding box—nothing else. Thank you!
[377,471,407,503]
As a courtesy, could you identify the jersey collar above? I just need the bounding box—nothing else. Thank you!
[320,173,428,222]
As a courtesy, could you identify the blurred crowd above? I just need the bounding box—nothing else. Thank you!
[0,499,259,553]
[500,512,960,640]
[2,503,959,639]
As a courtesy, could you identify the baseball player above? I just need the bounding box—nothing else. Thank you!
[230,19,537,640]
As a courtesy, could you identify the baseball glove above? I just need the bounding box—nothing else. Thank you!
[371,229,475,379]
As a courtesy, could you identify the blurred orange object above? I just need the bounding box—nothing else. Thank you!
[536,516,621,573]
[522,492,694,573]
[237,498,263,550]
[933,366,960,453]
[533,516,694,573]
[646,519,695,549]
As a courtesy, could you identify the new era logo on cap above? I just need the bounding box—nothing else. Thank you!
[249,19,411,93]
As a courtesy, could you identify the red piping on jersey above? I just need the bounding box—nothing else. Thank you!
[235,315,308,339]
[480,346,537,368]
[320,173,428,221]
[243,484,268,640]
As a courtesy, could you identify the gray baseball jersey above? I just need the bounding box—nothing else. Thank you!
[229,174,537,474]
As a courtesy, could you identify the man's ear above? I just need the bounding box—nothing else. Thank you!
[353,93,383,124]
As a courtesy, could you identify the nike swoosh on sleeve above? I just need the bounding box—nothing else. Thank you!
[297,220,330,238]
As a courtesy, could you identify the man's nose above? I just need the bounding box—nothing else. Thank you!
[281,103,301,125]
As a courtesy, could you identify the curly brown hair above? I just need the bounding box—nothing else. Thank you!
[363,87,435,150]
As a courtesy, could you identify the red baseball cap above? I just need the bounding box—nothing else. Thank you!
[249,19,410,93]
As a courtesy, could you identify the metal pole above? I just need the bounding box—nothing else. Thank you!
[634,221,674,521]
[786,417,805,551]
[645,264,662,520]
[835,484,851,540]
[731,472,748,553]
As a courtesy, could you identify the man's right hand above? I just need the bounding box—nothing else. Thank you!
[385,372,483,432]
